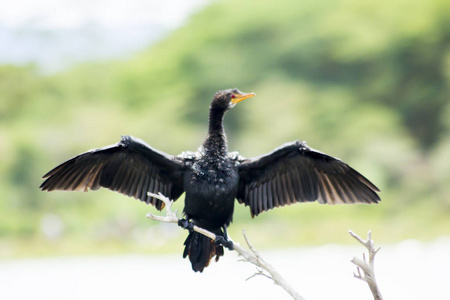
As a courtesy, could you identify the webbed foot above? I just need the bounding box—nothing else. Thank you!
[178,219,194,232]
[215,235,234,250]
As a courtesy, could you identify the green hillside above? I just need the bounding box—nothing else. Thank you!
[1,0,449,258]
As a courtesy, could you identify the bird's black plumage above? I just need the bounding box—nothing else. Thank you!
[40,88,380,272]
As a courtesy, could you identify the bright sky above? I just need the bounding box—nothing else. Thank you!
[0,0,209,29]
[0,0,210,70]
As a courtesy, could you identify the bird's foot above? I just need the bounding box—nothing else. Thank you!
[178,219,195,232]
[215,236,234,250]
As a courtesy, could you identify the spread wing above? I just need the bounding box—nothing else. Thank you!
[40,135,186,210]
[236,141,380,217]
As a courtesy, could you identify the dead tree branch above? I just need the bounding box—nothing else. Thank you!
[146,192,305,300]
[349,230,383,300]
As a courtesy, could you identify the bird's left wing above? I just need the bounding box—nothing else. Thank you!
[235,141,380,217]
[40,135,186,210]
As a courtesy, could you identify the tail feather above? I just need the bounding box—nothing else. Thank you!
[183,231,224,272]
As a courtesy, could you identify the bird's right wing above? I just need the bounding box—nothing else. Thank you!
[40,135,186,210]
[235,141,380,217]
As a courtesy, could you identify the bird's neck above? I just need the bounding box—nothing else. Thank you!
[202,107,227,157]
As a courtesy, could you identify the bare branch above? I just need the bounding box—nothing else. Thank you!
[237,230,305,300]
[349,230,383,300]
[146,192,306,300]
[146,192,216,240]
[245,268,272,281]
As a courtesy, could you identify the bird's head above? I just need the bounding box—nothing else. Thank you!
[212,88,256,111]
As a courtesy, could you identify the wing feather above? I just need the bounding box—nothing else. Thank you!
[272,179,280,208]
[284,172,296,204]
[261,183,268,212]
[266,181,274,210]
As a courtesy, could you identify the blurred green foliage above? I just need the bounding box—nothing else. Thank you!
[1,0,449,258]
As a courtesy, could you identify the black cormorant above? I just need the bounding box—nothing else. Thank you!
[40,89,380,272]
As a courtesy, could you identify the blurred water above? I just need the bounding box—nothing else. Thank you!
[1,238,449,300]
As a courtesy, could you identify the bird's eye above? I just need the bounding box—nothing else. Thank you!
[231,95,236,99]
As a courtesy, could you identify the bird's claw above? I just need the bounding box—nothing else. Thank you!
[178,219,195,232]
[215,236,234,250]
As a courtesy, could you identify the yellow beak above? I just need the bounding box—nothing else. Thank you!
[231,92,256,105]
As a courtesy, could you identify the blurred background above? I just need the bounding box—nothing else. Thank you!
[1,0,449,298]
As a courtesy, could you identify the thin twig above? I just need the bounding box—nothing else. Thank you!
[245,267,271,281]
[145,192,216,240]
[349,230,383,300]
[146,192,306,300]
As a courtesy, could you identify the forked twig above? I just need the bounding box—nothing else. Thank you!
[349,230,383,300]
